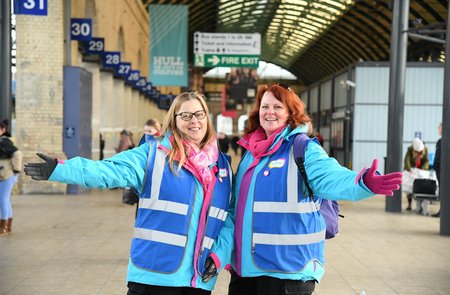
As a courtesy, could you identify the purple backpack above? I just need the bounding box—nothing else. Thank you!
[293,133,342,239]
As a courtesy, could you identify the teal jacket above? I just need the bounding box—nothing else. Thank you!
[233,125,374,282]
[49,134,234,291]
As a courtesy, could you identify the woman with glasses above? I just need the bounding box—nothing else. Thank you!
[228,84,403,295]
[24,92,234,295]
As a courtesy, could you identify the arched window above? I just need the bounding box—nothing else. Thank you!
[85,0,97,35]
[118,27,125,56]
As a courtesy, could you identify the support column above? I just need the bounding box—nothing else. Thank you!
[439,1,450,236]
[386,0,409,212]
[0,0,12,122]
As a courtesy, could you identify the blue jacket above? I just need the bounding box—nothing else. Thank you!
[233,125,374,282]
[49,134,234,291]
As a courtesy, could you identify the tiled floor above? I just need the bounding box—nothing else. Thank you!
[1,189,449,295]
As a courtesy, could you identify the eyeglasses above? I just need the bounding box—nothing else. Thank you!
[175,110,207,121]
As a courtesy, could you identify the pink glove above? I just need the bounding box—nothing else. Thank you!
[358,159,403,196]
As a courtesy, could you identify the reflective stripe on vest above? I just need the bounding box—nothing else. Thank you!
[134,227,187,247]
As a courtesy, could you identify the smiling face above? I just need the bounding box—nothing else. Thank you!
[175,99,207,146]
[259,91,289,137]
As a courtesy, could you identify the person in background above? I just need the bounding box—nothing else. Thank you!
[403,137,429,172]
[0,120,22,235]
[143,118,161,137]
[228,83,403,295]
[403,137,430,210]
[115,129,135,153]
[432,123,442,217]
[24,92,234,294]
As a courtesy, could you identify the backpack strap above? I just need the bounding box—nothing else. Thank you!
[293,133,315,198]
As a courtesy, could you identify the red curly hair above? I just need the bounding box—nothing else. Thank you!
[244,83,312,136]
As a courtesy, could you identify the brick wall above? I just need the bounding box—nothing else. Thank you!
[15,0,66,193]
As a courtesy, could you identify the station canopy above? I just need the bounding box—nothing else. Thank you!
[142,0,448,86]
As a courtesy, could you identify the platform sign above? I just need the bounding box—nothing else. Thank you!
[102,51,121,69]
[115,62,132,79]
[193,32,260,67]
[136,77,147,92]
[145,82,153,95]
[127,70,140,85]
[84,38,105,54]
[71,18,92,41]
[14,0,48,15]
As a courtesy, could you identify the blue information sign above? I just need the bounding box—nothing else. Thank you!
[71,18,92,41]
[102,51,121,69]
[145,82,153,95]
[14,0,48,15]
[136,77,147,89]
[127,70,140,85]
[84,37,105,54]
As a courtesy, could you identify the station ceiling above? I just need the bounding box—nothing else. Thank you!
[142,0,448,86]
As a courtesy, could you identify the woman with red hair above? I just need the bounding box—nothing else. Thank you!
[228,83,403,295]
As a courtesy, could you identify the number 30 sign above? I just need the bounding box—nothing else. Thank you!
[70,18,92,41]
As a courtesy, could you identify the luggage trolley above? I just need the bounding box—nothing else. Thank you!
[412,178,439,215]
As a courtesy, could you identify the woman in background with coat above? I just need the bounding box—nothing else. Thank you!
[0,120,22,235]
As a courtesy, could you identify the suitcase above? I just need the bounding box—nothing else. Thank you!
[412,179,437,195]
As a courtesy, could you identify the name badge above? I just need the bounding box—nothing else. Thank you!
[268,158,286,168]
[219,168,228,178]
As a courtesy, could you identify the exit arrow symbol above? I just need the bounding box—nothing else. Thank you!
[207,55,220,66]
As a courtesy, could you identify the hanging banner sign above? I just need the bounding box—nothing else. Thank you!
[193,32,260,68]
[149,5,188,86]
[14,0,48,15]
[195,54,259,68]
[193,32,261,55]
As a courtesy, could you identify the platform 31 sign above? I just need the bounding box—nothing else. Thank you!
[14,0,48,16]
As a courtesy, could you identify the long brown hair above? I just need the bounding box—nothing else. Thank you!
[244,83,312,136]
[161,92,215,168]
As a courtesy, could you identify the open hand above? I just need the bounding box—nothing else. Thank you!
[363,159,403,196]
[24,153,57,181]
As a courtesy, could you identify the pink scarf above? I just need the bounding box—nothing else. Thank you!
[184,140,219,186]
[241,126,286,159]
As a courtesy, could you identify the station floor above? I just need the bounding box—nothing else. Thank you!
[1,189,449,295]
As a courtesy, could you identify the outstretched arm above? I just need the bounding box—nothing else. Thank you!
[23,145,150,190]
